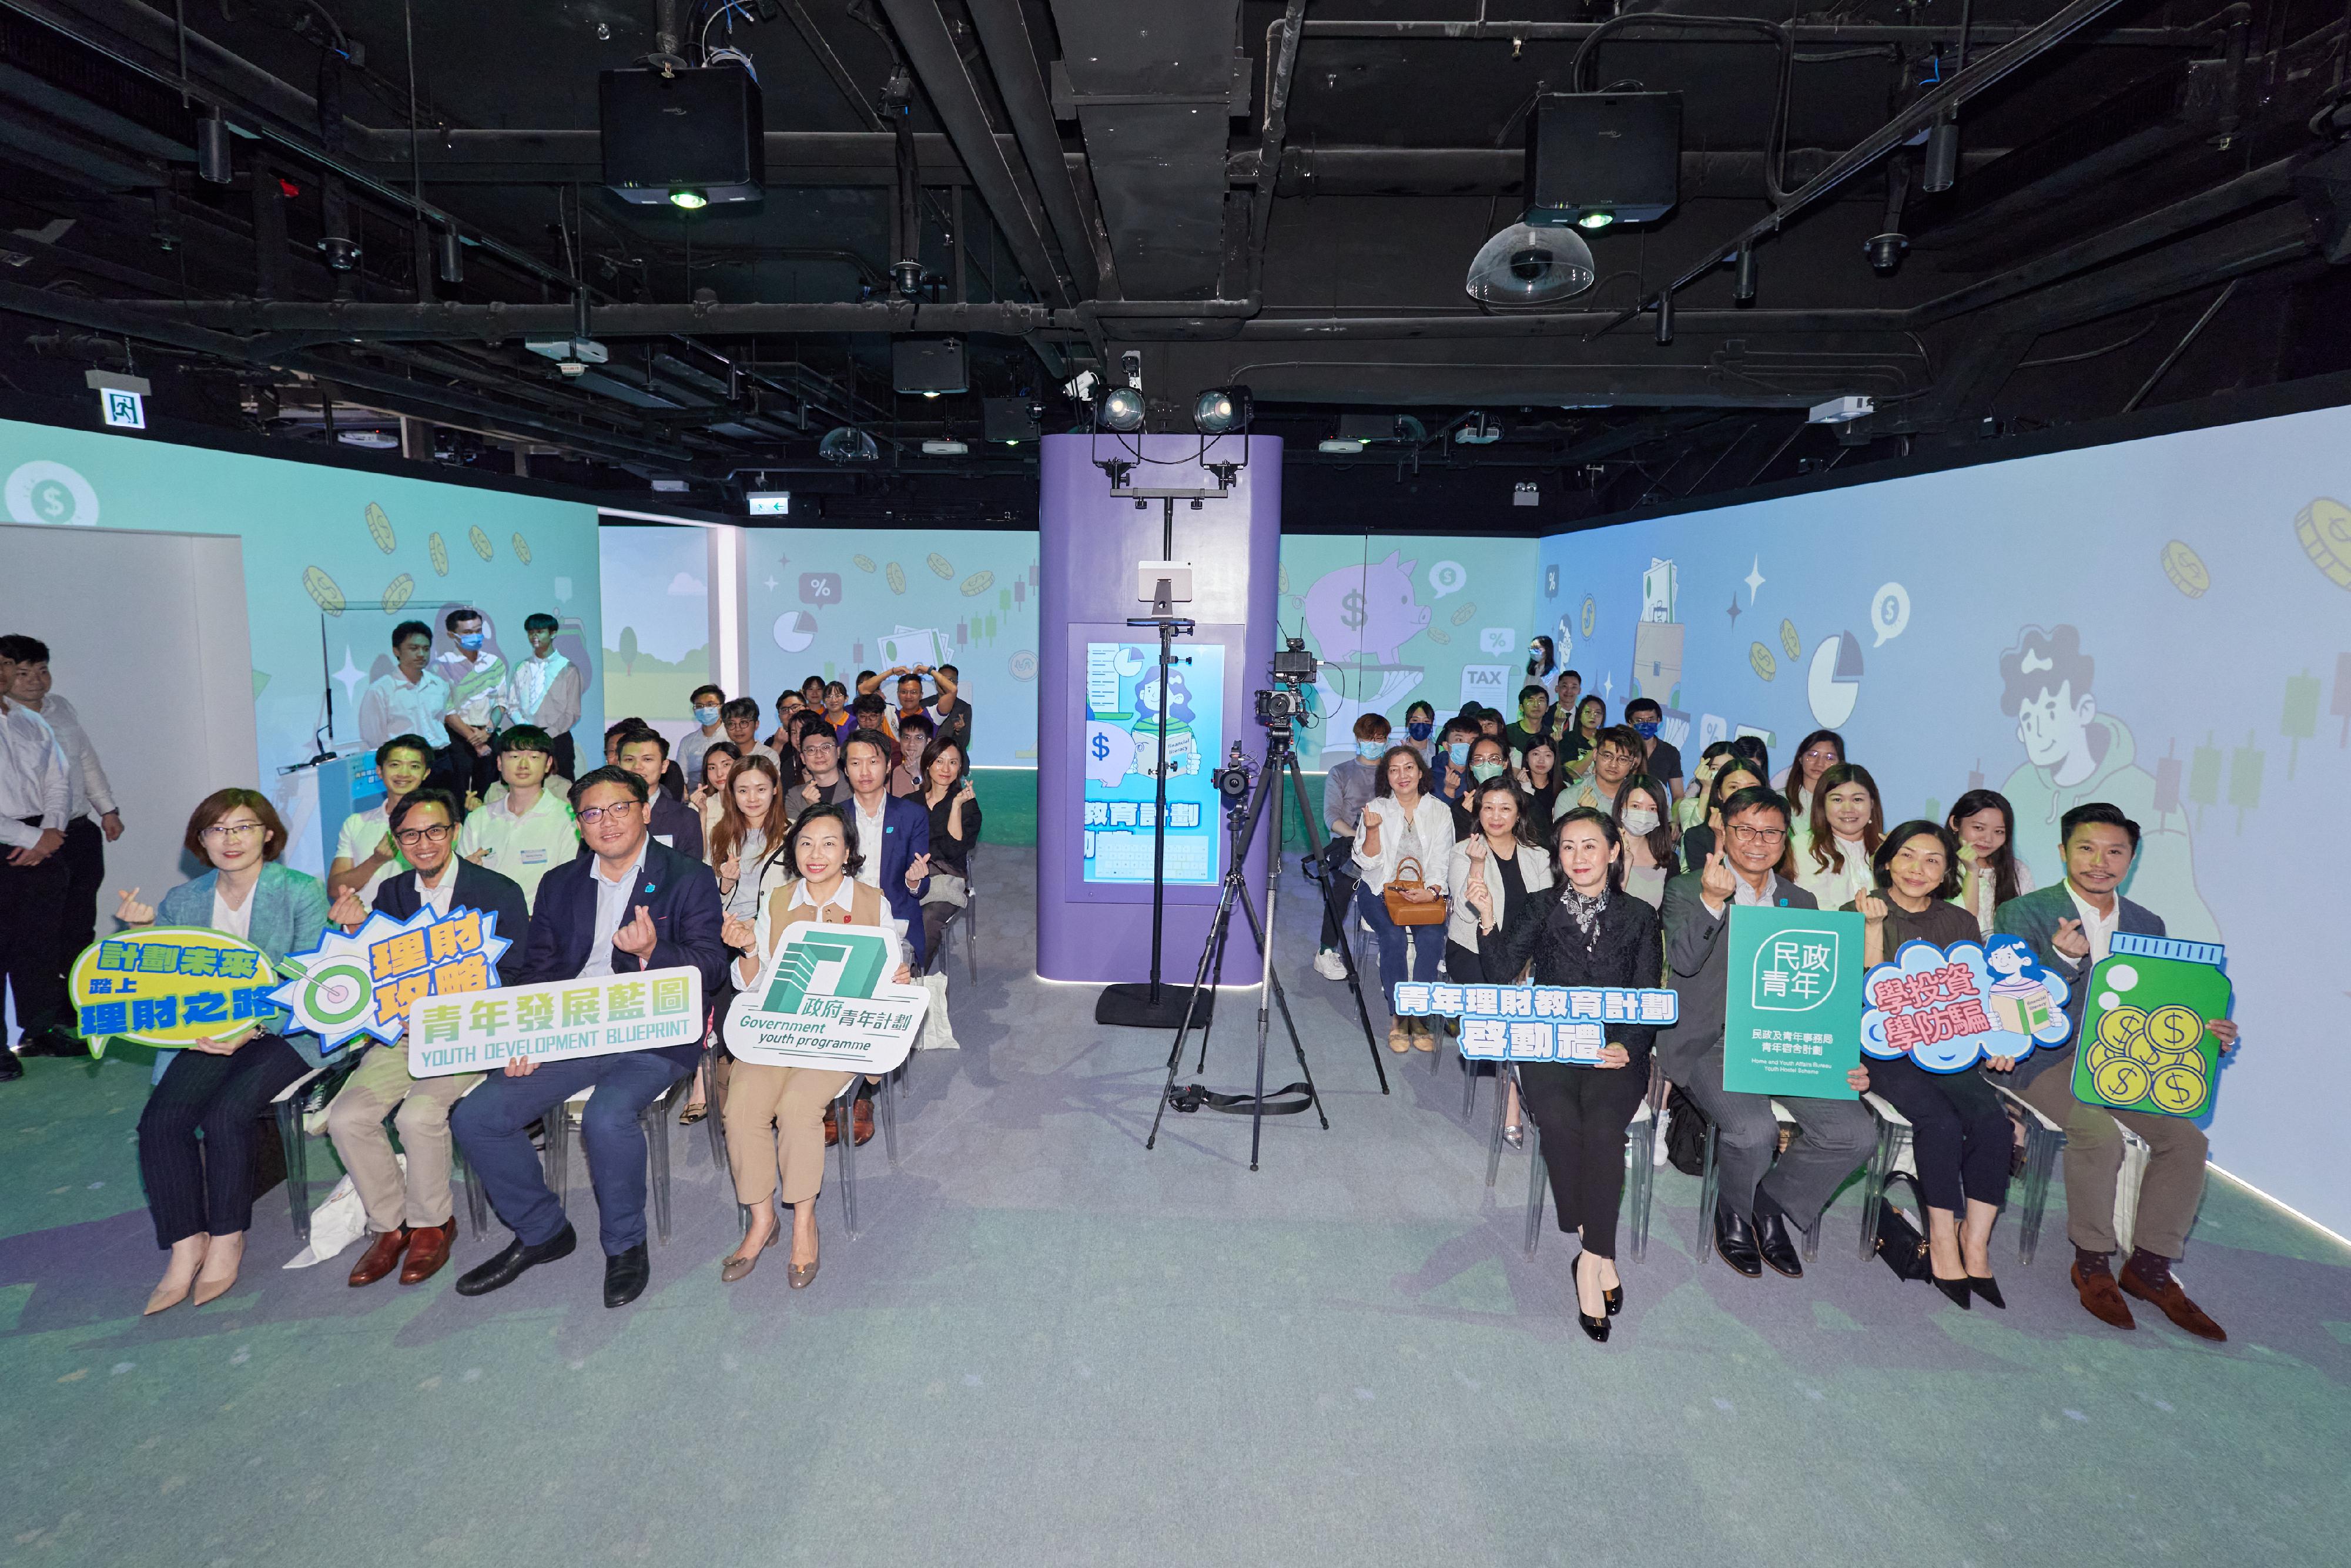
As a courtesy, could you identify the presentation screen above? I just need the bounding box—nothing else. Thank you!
[1078,637,1226,887]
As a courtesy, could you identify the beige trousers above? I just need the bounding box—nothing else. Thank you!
[324,1043,484,1232]
[2013,1046,2209,1259]
[724,1061,855,1208]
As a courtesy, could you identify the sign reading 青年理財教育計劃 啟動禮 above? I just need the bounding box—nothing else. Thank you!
[1392,981,1677,1063]
[724,922,927,1076]
[404,966,702,1078]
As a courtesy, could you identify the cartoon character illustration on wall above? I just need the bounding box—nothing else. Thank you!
[1129,665,1201,779]
[1298,551,1432,753]
[1997,624,2218,940]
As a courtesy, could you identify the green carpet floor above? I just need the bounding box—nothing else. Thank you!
[4,846,2347,1566]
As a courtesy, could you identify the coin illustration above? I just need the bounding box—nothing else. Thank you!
[851,554,876,573]
[2093,1058,2151,1106]
[1009,649,1037,681]
[468,525,494,561]
[960,570,995,597]
[511,531,532,565]
[2159,540,2208,598]
[1426,626,1451,645]
[2295,497,2351,589]
[926,552,956,579]
[1451,600,1478,626]
[2142,1003,2204,1060]
[364,501,396,554]
[1779,618,1800,661]
[1749,642,1777,681]
[1580,595,1596,638]
[428,532,450,576]
[302,565,346,615]
[2095,1005,2148,1054]
[886,562,907,595]
[2149,1063,2209,1115]
[381,573,415,614]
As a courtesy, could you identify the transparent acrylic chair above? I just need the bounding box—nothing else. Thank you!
[271,1056,488,1247]
[542,1071,696,1245]
[1687,1093,1823,1266]
[1485,1059,1665,1262]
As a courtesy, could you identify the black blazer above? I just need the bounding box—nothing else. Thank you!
[515,837,729,1068]
[370,859,530,967]
[1479,885,1665,1066]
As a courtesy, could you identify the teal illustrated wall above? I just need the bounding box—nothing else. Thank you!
[598,524,713,727]
[0,420,602,869]
[1539,403,2351,1238]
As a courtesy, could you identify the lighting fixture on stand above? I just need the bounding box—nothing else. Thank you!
[1097,384,1147,433]
[1192,386,1252,435]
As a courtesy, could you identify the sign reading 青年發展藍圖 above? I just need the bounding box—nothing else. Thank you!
[1392,981,1678,1063]
[404,966,703,1078]
[724,922,927,1075]
[1721,906,1864,1097]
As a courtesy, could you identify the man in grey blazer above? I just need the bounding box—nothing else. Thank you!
[1659,786,1874,1279]
[1992,802,2239,1340]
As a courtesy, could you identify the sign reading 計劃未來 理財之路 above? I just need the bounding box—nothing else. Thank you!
[404,967,703,1078]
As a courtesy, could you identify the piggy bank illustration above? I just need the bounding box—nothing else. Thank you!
[1302,551,1431,669]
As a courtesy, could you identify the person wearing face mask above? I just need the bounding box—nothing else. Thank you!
[1452,736,1512,840]
[678,684,728,790]
[1401,701,1438,763]
[508,613,584,785]
[1502,685,1550,763]
[1559,726,1642,819]
[1621,698,1684,800]
[1611,774,1678,909]
[435,608,511,799]
[1431,719,1480,811]
[1793,762,1886,910]
[1468,806,1663,1341]
[1314,713,1391,981]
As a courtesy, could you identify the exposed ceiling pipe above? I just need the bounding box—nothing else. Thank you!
[101,299,1059,337]
[1247,0,1310,297]
[1294,17,2220,46]
[963,0,1105,299]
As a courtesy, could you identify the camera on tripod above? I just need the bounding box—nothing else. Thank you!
[1252,636,1318,728]
[1211,742,1255,801]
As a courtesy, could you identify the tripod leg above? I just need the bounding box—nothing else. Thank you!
[1285,751,1388,1094]
[1193,885,1237,1075]
[1144,873,1240,1152]
[1237,883,1329,1133]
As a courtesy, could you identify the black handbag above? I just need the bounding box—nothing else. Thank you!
[1871,1172,1934,1282]
[1662,1085,1709,1177]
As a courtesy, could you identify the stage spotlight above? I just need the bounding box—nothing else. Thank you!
[819,425,879,463]
[1653,289,1674,345]
[1465,222,1596,306]
[1098,384,1146,433]
[1923,112,1960,193]
[668,187,709,210]
[196,110,234,184]
[436,230,465,284]
[1193,386,1251,435]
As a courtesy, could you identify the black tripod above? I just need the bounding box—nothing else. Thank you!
[1144,702,1389,1169]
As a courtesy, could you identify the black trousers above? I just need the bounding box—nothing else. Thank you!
[136,1033,309,1247]
[0,822,70,1043]
[1315,836,1358,952]
[1517,1057,1652,1259]
[435,741,494,799]
[547,731,577,785]
[1868,1054,2012,1214]
[56,816,104,974]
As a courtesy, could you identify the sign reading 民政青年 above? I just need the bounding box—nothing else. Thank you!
[724,922,927,1076]
[404,966,703,1078]
[1720,906,1864,1098]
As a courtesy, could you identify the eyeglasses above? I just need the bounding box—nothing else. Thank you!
[575,803,643,827]
[200,822,266,842]
[394,823,454,846]
[1801,747,1841,762]
[1728,824,1788,845]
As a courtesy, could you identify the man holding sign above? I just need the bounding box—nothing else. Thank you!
[1658,786,1873,1281]
[451,766,726,1309]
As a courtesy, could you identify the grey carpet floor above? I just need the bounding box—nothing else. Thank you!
[4,847,2348,1567]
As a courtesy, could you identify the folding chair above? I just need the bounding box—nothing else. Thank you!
[270,1056,488,1247]
[1686,1093,1823,1265]
[1856,1091,1915,1261]
[1485,1060,1665,1263]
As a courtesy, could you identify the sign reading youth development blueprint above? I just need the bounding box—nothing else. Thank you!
[1393,981,1677,1063]
[1080,639,1224,886]
[1721,906,1864,1097]
[405,966,702,1077]
[724,922,928,1075]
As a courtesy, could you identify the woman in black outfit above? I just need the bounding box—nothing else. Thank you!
[916,735,982,962]
[1843,820,2013,1311]
[1468,806,1662,1343]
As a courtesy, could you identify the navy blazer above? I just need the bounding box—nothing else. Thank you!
[516,837,729,1068]
[370,859,531,978]
[646,790,704,862]
[858,792,933,966]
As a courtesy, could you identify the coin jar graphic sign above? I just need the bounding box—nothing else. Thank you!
[2295,497,2351,589]
[2072,934,2232,1118]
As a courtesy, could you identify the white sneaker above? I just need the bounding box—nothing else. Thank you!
[1313,949,1347,980]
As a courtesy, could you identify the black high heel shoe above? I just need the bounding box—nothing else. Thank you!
[1968,1274,2007,1310]
[1931,1274,1973,1309]
[1574,1253,1612,1343]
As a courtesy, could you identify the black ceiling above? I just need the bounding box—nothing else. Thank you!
[2,0,2349,531]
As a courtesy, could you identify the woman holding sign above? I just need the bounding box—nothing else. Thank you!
[717,804,912,1287]
[1845,822,2011,1310]
[1469,806,1663,1343]
[119,789,328,1314]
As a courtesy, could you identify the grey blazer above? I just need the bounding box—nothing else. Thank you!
[1655,869,1817,1085]
[1990,882,2165,1088]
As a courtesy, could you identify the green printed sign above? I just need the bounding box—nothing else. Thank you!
[404,964,702,1077]
[1720,906,1864,1098]
[725,922,927,1075]
[2072,934,2232,1118]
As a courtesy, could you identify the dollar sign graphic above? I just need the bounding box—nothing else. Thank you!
[38,482,69,520]
[1341,588,1366,631]
[1881,597,1898,625]
[1091,733,1110,761]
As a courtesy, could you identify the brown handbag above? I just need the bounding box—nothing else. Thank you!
[1382,855,1448,925]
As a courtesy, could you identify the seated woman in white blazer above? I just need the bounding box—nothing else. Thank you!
[1350,745,1459,1054]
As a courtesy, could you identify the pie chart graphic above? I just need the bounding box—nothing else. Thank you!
[772,610,818,653]
[1806,631,1864,728]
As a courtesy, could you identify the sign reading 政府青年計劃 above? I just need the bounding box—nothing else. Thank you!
[724,922,927,1076]
[1860,937,2071,1074]
[2072,933,2232,1118]
[1721,906,1863,1097]
[69,928,279,1055]
[270,905,513,1054]
[1392,981,1677,1063]
[404,966,704,1078]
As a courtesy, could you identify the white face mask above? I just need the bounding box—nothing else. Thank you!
[1620,806,1661,836]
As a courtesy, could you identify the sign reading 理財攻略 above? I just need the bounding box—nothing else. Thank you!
[724,922,927,1075]
[1392,981,1677,1063]
[404,966,704,1078]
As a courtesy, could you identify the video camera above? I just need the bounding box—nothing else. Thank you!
[1253,636,1318,727]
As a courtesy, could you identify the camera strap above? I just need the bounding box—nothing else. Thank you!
[1168,1081,1317,1117]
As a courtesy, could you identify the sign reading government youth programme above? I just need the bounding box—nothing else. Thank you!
[405,967,704,1078]
[1722,906,1864,1097]
[1081,641,1224,886]
[69,928,280,1054]
[1394,981,1678,1063]
[724,922,929,1076]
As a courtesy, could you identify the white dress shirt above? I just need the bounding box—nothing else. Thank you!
[2065,880,2122,963]
[0,698,70,850]
[359,668,453,748]
[511,652,581,735]
[414,866,458,918]
[334,805,408,906]
[28,692,114,820]
[580,845,649,980]
[852,793,889,891]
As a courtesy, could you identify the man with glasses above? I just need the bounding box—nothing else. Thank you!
[451,765,727,1308]
[1558,726,1644,819]
[323,790,528,1288]
[787,713,852,821]
[0,641,71,1081]
[1658,785,1874,1279]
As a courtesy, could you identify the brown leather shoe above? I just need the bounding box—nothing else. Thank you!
[348,1227,410,1288]
[398,1219,457,1286]
[852,1098,875,1147]
[2070,1261,2136,1330]
[2119,1262,2226,1342]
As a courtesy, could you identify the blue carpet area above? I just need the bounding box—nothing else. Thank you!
[4,847,2349,1566]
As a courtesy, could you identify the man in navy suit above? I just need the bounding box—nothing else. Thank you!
[452,766,727,1308]
[842,727,933,969]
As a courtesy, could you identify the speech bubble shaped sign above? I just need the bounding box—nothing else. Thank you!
[1426,560,1466,598]
[1870,581,1911,646]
